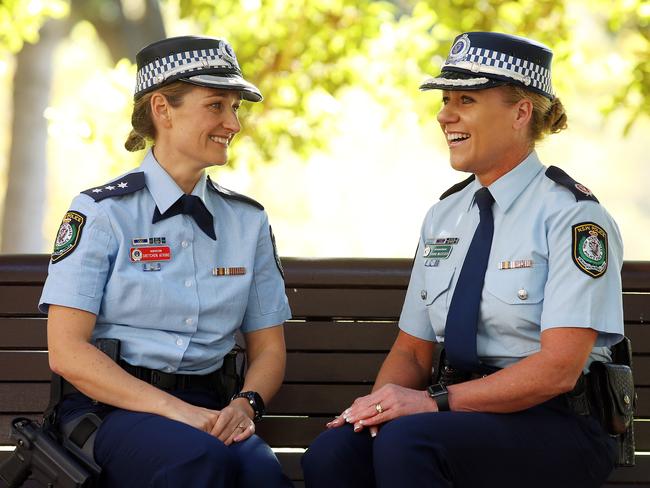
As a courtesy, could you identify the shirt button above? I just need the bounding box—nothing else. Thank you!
[176,338,183,346]
[181,241,189,248]
[517,288,529,301]
[185,280,192,287]
[420,290,427,300]
[185,318,193,326]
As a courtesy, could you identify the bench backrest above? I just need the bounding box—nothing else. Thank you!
[1,255,649,485]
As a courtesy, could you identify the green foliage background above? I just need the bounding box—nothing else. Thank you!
[2,0,648,163]
[1,0,649,257]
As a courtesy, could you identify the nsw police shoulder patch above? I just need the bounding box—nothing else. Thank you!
[572,222,607,278]
[52,211,86,263]
[269,225,284,279]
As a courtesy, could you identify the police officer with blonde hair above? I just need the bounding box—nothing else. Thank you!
[40,36,292,487]
[302,31,623,488]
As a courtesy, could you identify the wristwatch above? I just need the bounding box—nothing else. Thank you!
[231,390,266,422]
[426,383,450,412]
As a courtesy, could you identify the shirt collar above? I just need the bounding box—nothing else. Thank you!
[488,151,544,213]
[465,151,544,214]
[140,148,209,213]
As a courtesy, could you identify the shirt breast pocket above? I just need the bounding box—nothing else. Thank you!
[483,265,548,356]
[423,267,456,336]
[484,265,547,305]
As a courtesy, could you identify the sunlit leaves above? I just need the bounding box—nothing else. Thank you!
[173,0,578,164]
[0,0,68,54]
[592,0,650,132]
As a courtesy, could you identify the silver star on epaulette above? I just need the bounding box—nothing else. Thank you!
[105,185,116,190]
[92,188,103,193]
[117,182,128,188]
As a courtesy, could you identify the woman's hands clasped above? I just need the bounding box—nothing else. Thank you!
[326,383,438,436]
[168,401,255,446]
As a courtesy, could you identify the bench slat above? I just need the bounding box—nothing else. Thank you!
[285,353,385,382]
[0,318,47,349]
[285,321,397,351]
[255,416,329,447]
[0,286,43,317]
[269,385,371,414]
[287,288,405,319]
[623,293,650,324]
[0,352,49,381]
[0,384,50,413]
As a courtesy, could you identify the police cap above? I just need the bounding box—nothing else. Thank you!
[420,32,554,100]
[134,35,262,102]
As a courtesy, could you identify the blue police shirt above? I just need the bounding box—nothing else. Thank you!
[40,149,291,374]
[399,151,624,370]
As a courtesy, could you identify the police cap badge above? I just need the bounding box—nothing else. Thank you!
[134,35,262,102]
[420,32,554,100]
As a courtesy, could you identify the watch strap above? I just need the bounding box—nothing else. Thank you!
[427,383,450,412]
[231,390,266,422]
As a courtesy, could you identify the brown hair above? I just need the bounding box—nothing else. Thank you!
[499,85,568,148]
[124,81,196,152]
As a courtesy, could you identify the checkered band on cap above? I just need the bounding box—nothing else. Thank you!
[421,32,555,100]
[135,40,240,97]
[443,45,553,98]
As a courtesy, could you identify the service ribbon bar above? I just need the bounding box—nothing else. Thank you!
[212,267,246,276]
[498,259,534,270]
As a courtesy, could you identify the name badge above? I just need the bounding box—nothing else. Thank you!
[130,246,172,262]
[423,237,459,260]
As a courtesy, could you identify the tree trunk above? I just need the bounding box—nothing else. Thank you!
[1,19,69,253]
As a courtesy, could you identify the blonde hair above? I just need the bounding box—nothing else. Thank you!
[124,81,196,152]
[499,85,568,147]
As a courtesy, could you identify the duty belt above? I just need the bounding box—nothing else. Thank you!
[119,362,222,391]
[437,359,591,416]
[61,363,223,396]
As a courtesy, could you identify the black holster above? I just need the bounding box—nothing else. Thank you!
[218,347,245,404]
[586,338,636,467]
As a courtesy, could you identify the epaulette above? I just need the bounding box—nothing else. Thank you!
[545,166,599,203]
[81,172,146,202]
[439,174,475,200]
[207,176,264,210]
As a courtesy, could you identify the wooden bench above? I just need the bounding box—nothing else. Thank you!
[1,255,648,487]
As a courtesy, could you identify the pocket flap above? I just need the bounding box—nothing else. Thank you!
[484,266,547,305]
[423,268,455,305]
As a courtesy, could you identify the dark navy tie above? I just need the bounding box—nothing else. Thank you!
[152,194,216,240]
[444,187,495,372]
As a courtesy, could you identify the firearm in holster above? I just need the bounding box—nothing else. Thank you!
[590,337,637,467]
[219,346,245,403]
[0,339,120,487]
[0,417,94,488]
[565,336,637,467]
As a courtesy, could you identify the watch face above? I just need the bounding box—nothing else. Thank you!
[427,384,447,396]
[234,390,265,421]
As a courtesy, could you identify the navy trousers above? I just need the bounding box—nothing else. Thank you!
[301,398,616,488]
[57,389,292,488]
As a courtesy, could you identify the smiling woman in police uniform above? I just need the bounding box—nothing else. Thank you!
[302,32,623,488]
[40,36,292,487]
